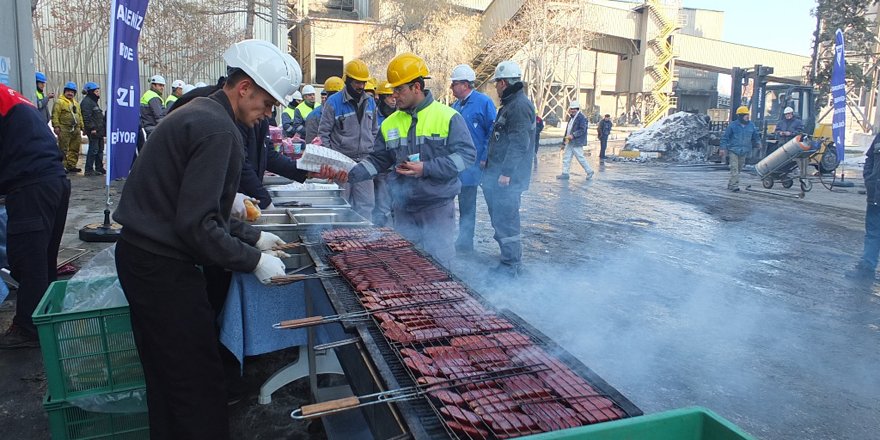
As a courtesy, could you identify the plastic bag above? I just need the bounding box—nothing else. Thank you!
[62,245,128,312]
[69,388,148,413]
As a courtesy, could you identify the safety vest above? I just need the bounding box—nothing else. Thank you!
[296,101,318,119]
[380,100,456,150]
[140,89,162,106]
[283,106,295,119]
[36,90,44,100]
[165,94,178,107]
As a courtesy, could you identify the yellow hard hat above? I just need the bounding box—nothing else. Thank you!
[343,59,370,82]
[365,77,377,91]
[736,106,749,115]
[386,53,430,88]
[323,76,344,93]
[376,79,393,96]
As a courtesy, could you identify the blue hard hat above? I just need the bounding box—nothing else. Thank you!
[84,82,100,91]
[36,72,47,83]
[63,81,77,91]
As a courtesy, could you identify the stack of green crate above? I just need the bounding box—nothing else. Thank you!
[33,280,149,439]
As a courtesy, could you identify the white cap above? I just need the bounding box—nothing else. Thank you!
[302,84,317,95]
[569,101,580,109]
[182,84,196,94]
[194,82,208,88]
[292,91,303,101]
[492,61,522,82]
[171,79,186,89]
[450,64,476,82]
[149,75,166,85]
[222,39,302,105]
[783,106,794,114]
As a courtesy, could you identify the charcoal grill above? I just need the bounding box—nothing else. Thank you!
[295,229,642,439]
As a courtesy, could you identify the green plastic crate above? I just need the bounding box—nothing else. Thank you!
[33,281,144,400]
[522,407,756,440]
[44,393,149,440]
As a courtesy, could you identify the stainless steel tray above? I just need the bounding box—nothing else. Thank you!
[268,189,343,198]
[286,208,370,226]
[271,196,349,208]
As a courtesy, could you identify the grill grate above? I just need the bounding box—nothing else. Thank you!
[306,229,641,439]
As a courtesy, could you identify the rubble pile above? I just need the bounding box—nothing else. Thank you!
[624,112,712,161]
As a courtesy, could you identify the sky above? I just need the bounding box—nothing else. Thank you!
[681,0,817,56]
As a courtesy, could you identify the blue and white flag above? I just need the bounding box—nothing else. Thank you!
[831,29,846,163]
[105,0,149,183]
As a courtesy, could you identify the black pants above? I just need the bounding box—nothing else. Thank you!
[599,137,609,159]
[456,185,478,251]
[482,184,523,266]
[115,239,230,440]
[85,136,105,172]
[5,177,70,334]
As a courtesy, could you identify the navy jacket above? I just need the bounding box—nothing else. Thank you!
[0,84,66,195]
[566,112,589,147]
[237,118,310,208]
[483,82,536,193]
[864,134,880,205]
[598,118,613,139]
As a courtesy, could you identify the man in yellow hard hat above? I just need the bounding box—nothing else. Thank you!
[720,105,760,192]
[372,80,396,227]
[347,53,476,265]
[319,59,379,219]
[304,76,343,142]
[365,77,378,99]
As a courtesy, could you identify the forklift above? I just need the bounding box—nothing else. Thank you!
[709,65,837,174]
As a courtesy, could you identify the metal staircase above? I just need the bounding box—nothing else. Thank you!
[644,0,678,126]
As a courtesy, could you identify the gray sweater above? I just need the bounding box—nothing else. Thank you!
[114,90,262,272]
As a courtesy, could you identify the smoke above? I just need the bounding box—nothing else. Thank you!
[449,192,880,439]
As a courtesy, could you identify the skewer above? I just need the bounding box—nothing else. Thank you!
[272,297,466,329]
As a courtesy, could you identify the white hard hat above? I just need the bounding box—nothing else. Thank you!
[149,75,166,85]
[222,39,302,105]
[194,81,208,88]
[292,91,303,101]
[450,64,476,82]
[492,60,522,82]
[783,106,794,114]
[182,84,196,94]
[171,79,186,89]
[302,84,316,95]
[569,101,580,109]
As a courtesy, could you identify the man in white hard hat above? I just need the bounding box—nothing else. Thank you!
[113,40,343,439]
[557,100,594,180]
[289,84,319,138]
[139,75,166,145]
[281,90,302,137]
[483,60,536,277]
[449,64,496,254]
[165,79,186,108]
[773,106,804,151]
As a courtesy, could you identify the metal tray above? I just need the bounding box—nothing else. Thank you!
[287,208,370,226]
[271,196,349,208]
[249,213,295,226]
[268,189,343,198]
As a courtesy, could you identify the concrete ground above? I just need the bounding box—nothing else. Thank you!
[2,140,878,439]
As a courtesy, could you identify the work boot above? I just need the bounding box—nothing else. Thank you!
[844,264,875,282]
[84,170,95,176]
[488,263,522,279]
[556,174,570,180]
[0,324,40,349]
[586,171,595,180]
[95,168,106,175]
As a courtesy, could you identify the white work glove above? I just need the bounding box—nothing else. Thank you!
[253,253,286,285]
[255,231,285,251]
[264,250,291,258]
[231,193,249,220]
[265,202,276,211]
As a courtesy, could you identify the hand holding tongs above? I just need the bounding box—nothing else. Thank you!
[272,297,465,329]
[290,363,549,419]
[269,269,339,286]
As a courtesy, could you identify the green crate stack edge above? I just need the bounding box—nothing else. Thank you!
[34,281,149,439]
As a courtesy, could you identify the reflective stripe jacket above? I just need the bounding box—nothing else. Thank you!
[318,88,378,160]
[281,106,297,137]
[349,91,476,211]
[165,94,178,108]
[291,101,318,138]
[452,90,496,187]
[51,95,83,133]
[139,89,165,134]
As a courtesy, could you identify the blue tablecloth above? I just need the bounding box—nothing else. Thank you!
[218,272,346,367]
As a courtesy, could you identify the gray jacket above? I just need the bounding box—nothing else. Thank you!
[483,82,536,193]
[348,91,476,212]
[318,87,378,160]
[139,90,166,136]
[36,90,51,123]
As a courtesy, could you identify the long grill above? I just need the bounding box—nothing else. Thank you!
[304,228,641,439]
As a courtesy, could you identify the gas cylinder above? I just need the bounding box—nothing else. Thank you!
[755,135,812,177]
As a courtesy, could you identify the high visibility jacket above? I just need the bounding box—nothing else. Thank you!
[348,91,476,211]
[139,89,165,133]
[165,94,178,107]
[51,94,83,133]
[35,89,50,122]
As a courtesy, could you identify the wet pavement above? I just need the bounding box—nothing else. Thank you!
[2,142,878,439]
